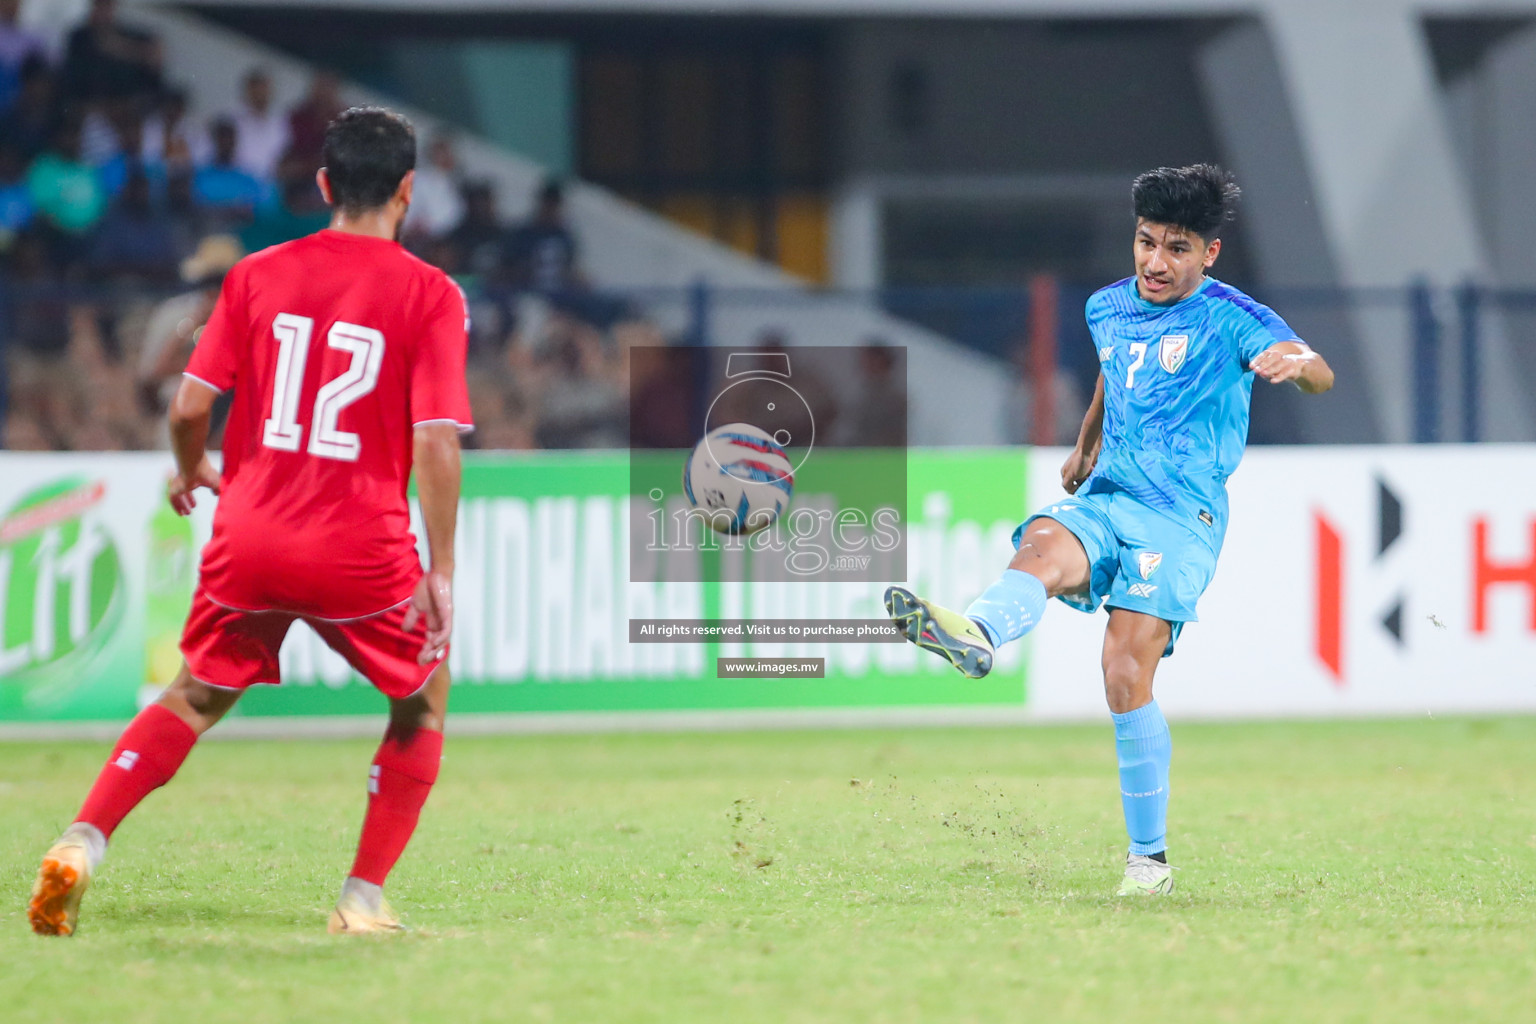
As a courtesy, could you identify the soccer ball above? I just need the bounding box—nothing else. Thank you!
[682,423,795,535]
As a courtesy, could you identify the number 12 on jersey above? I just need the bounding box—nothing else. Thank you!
[263,312,385,462]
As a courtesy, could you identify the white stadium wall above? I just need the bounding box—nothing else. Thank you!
[0,448,1533,733]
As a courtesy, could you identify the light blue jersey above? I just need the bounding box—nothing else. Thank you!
[1018,274,1302,653]
[1085,274,1301,533]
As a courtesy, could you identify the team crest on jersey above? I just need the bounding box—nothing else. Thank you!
[1137,551,1163,580]
[1158,334,1189,374]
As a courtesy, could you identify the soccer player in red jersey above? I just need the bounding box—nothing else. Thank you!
[28,107,472,936]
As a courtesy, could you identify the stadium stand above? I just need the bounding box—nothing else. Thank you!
[0,4,1018,453]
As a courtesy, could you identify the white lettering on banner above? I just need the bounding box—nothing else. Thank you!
[533,497,578,678]
[576,496,617,676]
[273,484,1014,688]
[489,498,531,680]
[450,499,486,681]
[263,479,1029,689]
[63,511,110,645]
[30,526,58,662]
[717,578,745,660]
[832,582,872,675]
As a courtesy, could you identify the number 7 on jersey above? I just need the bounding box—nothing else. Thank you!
[262,312,385,462]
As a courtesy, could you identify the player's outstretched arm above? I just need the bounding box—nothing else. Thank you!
[1249,342,1335,395]
[1061,373,1106,494]
[166,377,222,516]
[405,423,462,665]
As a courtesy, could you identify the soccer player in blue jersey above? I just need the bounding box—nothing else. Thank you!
[885,164,1334,896]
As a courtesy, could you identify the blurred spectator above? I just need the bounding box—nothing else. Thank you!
[163,170,207,257]
[463,367,537,451]
[93,99,160,199]
[27,115,106,238]
[241,177,329,253]
[64,304,147,451]
[504,178,581,294]
[837,341,908,447]
[446,180,506,278]
[0,141,33,251]
[60,0,161,104]
[0,54,57,161]
[142,86,211,170]
[0,0,48,115]
[626,326,695,449]
[4,228,77,447]
[2,410,52,450]
[530,322,626,449]
[88,170,178,283]
[79,99,121,166]
[504,178,629,329]
[403,134,464,242]
[283,70,343,186]
[193,118,274,227]
[231,68,289,181]
[137,234,243,432]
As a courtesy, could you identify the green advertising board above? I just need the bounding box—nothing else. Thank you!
[0,451,1030,724]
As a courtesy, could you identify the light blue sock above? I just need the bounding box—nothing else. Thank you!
[1112,700,1171,857]
[964,569,1048,648]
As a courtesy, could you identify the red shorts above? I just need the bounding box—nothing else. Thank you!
[180,589,441,700]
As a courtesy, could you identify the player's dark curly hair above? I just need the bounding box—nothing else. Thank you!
[1131,164,1240,240]
[322,107,416,215]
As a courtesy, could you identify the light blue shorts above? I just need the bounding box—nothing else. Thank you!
[1015,488,1221,657]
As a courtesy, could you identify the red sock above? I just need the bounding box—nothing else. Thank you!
[349,727,443,886]
[76,704,198,838]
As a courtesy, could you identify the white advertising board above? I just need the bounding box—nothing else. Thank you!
[1026,446,1536,719]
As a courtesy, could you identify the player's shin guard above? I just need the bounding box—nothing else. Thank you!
[964,569,1048,648]
[349,727,443,886]
[75,703,198,839]
[1112,700,1171,857]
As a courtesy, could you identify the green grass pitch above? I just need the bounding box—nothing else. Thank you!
[2,718,1533,1023]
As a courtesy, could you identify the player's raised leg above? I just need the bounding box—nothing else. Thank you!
[29,666,241,936]
[1101,609,1175,896]
[330,662,450,934]
[885,517,1090,679]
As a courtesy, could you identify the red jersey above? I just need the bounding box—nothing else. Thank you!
[185,229,471,619]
